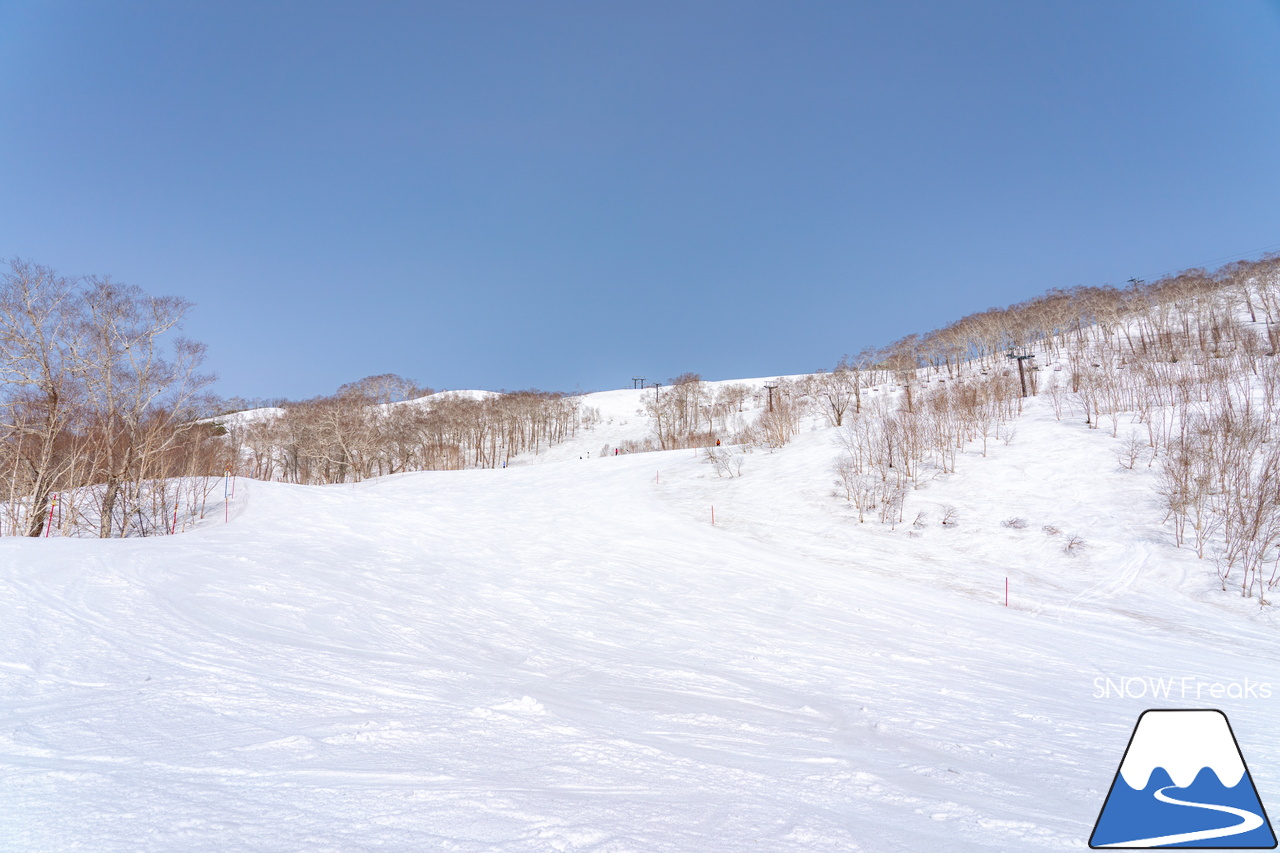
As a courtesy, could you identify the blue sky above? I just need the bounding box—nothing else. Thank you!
[2,1,1279,400]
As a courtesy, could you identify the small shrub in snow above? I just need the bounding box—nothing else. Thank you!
[1001,517,1028,529]
[878,481,908,527]
[703,447,743,478]
[833,458,878,523]
[1042,525,1061,536]
[1115,430,1149,470]
[912,512,927,529]
[1063,534,1086,555]
[941,505,959,526]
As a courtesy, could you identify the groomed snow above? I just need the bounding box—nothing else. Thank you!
[2,390,1278,851]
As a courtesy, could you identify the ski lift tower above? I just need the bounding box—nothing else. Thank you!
[1006,350,1036,397]
[763,382,779,412]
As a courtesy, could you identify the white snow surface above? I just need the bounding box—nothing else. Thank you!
[1118,710,1246,790]
[3,388,1280,851]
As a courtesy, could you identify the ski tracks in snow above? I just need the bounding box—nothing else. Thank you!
[2,397,1278,851]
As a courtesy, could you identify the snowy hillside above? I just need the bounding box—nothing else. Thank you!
[3,377,1278,852]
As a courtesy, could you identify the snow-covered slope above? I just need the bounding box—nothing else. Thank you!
[210,389,501,426]
[2,390,1278,852]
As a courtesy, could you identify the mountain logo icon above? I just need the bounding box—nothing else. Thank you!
[1090,709,1276,848]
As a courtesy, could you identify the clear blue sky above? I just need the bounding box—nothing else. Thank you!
[3,1,1279,400]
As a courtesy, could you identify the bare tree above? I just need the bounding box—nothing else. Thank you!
[807,358,858,427]
[77,278,214,537]
[0,259,84,535]
[337,373,433,404]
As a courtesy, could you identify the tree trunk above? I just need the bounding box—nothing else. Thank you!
[25,479,52,537]
[100,477,121,539]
